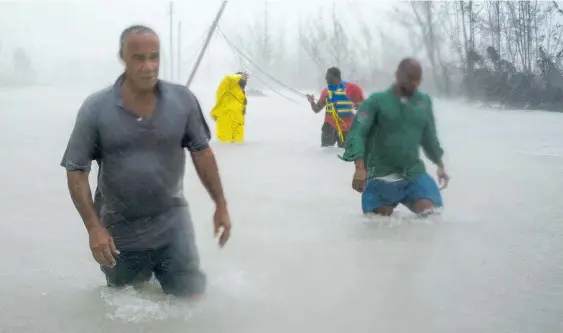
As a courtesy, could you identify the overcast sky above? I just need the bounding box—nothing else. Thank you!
[0,0,397,85]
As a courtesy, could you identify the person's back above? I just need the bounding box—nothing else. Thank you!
[211,74,246,123]
[210,73,248,143]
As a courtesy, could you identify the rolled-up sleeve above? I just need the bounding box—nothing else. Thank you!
[182,90,211,152]
[60,96,100,172]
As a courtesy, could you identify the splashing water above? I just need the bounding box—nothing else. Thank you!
[99,266,262,324]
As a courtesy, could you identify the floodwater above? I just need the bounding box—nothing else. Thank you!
[1,85,562,333]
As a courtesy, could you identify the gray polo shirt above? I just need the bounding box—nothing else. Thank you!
[61,74,211,251]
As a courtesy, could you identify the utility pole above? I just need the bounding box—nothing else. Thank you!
[263,0,269,71]
[177,21,182,82]
[264,0,268,53]
[186,1,228,88]
[169,1,174,82]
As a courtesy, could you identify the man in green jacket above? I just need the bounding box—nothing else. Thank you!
[340,58,450,216]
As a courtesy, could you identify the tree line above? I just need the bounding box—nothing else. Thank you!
[232,1,563,112]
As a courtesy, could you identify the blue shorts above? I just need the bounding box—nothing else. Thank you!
[361,173,443,214]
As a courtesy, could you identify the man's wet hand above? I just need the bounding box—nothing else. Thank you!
[88,225,119,267]
[437,166,450,190]
[213,203,231,247]
[352,167,367,193]
[306,94,315,104]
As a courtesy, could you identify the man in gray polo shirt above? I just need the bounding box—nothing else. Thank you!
[61,25,231,297]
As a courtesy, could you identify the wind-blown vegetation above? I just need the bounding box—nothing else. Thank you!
[233,1,563,112]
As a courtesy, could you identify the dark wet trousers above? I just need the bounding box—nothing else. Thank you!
[321,122,348,148]
[100,233,206,297]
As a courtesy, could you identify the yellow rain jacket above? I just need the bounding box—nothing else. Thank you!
[210,74,247,143]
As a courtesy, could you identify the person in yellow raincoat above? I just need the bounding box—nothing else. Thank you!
[210,72,249,143]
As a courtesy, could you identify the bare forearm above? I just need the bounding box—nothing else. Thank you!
[354,159,365,170]
[66,171,101,231]
[310,101,324,113]
[191,148,227,206]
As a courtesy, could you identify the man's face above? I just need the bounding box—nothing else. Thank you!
[122,33,160,91]
[395,63,421,96]
[325,72,338,85]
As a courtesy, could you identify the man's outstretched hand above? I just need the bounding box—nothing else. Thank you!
[213,203,231,247]
[306,94,315,104]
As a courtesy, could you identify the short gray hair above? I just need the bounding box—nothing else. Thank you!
[119,25,157,58]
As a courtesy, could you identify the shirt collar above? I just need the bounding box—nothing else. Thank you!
[112,73,164,107]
